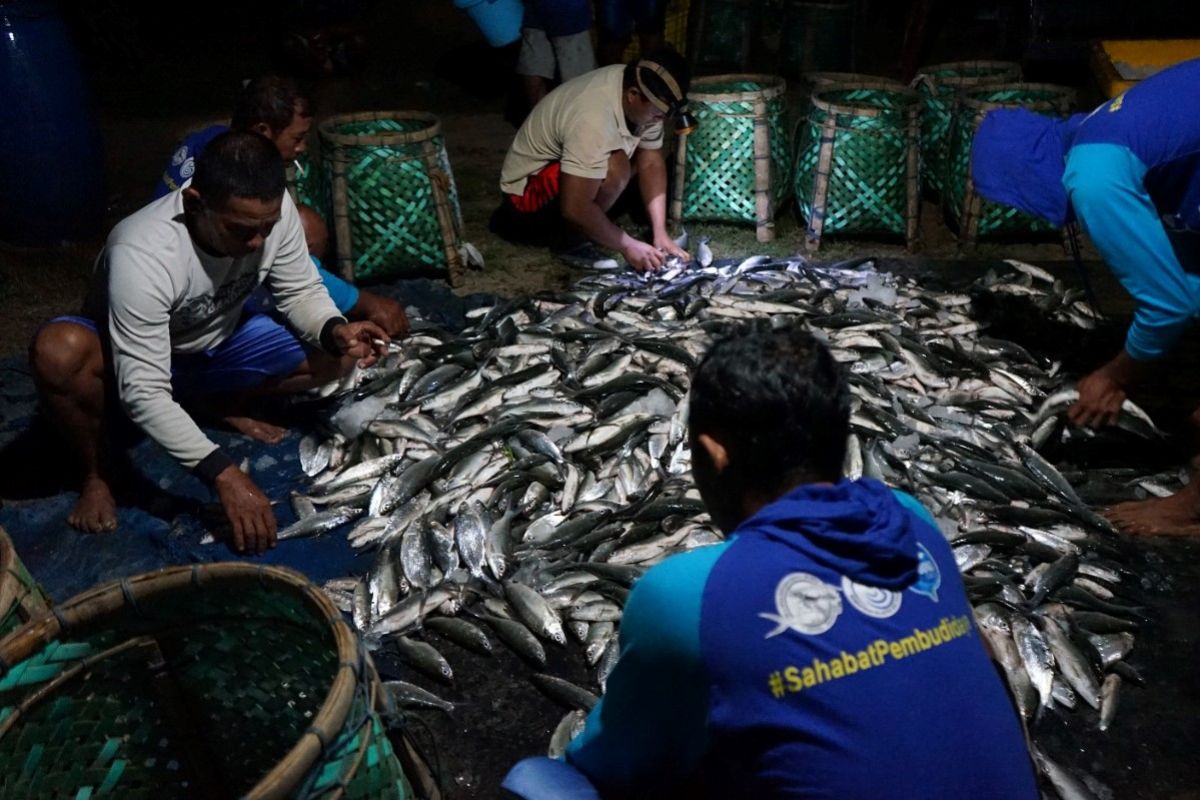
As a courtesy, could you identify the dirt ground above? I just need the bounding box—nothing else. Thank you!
[0,1,1098,359]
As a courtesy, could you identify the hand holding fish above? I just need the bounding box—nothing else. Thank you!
[622,239,666,273]
[333,320,390,367]
[652,231,689,264]
[1068,351,1147,429]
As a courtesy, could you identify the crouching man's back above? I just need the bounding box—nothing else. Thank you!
[562,324,1039,799]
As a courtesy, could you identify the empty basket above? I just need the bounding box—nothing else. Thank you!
[0,563,416,799]
[671,74,790,242]
[320,111,465,286]
[794,82,920,251]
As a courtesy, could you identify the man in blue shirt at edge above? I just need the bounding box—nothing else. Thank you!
[971,58,1200,537]
[154,75,409,340]
[503,324,1038,799]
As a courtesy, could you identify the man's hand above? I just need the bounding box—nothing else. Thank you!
[332,320,390,367]
[1067,350,1149,429]
[1068,366,1127,428]
[214,465,277,555]
[653,231,689,262]
[622,239,666,273]
[351,291,409,338]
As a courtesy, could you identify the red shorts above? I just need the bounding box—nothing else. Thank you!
[508,162,562,213]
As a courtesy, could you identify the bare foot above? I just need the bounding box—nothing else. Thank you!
[67,475,118,533]
[1105,488,1200,537]
[223,414,287,444]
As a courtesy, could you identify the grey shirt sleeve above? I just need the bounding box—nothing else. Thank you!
[106,243,221,471]
[264,194,346,348]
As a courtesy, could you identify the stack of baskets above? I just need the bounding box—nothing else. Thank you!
[319,111,465,287]
[793,80,920,251]
[945,83,1077,247]
[672,74,791,243]
[0,563,422,799]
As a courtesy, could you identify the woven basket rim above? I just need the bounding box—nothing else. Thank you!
[805,71,904,87]
[689,73,787,102]
[810,83,920,117]
[319,110,442,147]
[957,82,1077,111]
[914,60,1022,90]
[0,562,360,800]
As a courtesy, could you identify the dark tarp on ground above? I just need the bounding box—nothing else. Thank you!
[0,278,497,602]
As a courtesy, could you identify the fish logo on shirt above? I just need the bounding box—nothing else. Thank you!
[909,543,941,602]
[760,572,843,638]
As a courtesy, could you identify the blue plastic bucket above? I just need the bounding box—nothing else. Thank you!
[453,0,523,47]
[0,0,106,244]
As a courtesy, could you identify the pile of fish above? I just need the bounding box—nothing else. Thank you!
[288,255,1162,798]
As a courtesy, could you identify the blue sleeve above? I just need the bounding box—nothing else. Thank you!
[152,125,229,201]
[892,489,938,529]
[315,259,360,314]
[564,543,727,794]
[1064,143,1200,361]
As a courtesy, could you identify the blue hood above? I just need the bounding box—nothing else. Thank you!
[734,479,919,589]
[971,109,1088,226]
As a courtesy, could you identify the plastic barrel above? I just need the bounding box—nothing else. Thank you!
[453,0,524,47]
[0,0,106,244]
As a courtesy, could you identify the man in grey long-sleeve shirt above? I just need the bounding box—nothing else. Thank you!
[29,131,388,553]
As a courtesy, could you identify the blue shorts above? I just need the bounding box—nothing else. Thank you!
[597,0,668,39]
[52,313,308,396]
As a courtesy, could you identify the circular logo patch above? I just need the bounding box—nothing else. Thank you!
[841,576,902,619]
[761,572,843,637]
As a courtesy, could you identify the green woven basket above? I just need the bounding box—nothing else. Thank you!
[794,82,920,249]
[320,111,464,285]
[0,528,50,641]
[778,1,854,80]
[945,83,1077,244]
[672,74,790,242]
[0,564,415,799]
[914,60,1022,197]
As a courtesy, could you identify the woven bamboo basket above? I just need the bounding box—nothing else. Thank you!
[0,528,51,641]
[794,82,920,251]
[320,111,465,287]
[796,72,903,122]
[946,83,1077,248]
[913,60,1022,197]
[0,563,420,800]
[671,74,790,242]
[778,1,854,81]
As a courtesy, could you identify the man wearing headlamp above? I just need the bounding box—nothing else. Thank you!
[491,46,694,273]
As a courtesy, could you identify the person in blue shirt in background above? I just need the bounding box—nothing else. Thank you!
[972,58,1200,536]
[503,323,1037,799]
[154,75,409,339]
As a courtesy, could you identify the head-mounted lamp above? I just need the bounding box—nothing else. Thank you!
[635,58,697,135]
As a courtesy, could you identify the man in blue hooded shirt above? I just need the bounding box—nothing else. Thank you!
[502,323,1037,799]
[972,58,1200,536]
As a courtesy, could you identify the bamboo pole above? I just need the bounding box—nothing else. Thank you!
[905,103,920,251]
[422,139,465,288]
[329,145,356,281]
[671,129,688,228]
[753,94,773,242]
[805,112,837,252]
